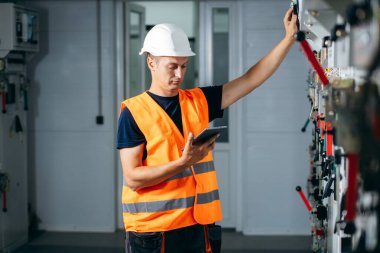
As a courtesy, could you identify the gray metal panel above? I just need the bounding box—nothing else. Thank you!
[0,91,28,251]
[240,0,311,235]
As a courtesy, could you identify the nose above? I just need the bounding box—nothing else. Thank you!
[174,67,183,79]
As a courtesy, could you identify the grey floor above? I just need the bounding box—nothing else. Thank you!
[14,230,312,253]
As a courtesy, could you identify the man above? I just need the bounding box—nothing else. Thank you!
[117,7,298,253]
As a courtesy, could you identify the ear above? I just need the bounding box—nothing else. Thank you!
[147,56,156,71]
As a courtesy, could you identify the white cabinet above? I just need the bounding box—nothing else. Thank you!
[0,3,38,251]
[0,108,28,252]
[0,3,39,57]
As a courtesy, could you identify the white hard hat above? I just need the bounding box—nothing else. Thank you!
[139,23,195,57]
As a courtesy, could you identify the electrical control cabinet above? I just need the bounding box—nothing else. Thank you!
[0,110,28,252]
[0,3,39,58]
[295,0,380,252]
[0,3,37,252]
[0,56,30,251]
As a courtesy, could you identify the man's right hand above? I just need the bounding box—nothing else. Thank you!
[121,132,219,191]
[180,132,219,167]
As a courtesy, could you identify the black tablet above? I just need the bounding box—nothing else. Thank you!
[192,126,227,145]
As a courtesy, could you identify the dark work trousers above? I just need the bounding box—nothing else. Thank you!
[125,224,222,253]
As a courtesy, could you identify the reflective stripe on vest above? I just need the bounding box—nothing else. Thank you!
[123,189,220,214]
[197,189,219,204]
[166,161,215,182]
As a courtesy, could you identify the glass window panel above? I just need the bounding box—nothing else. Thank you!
[212,8,229,142]
[129,12,142,97]
[181,39,196,90]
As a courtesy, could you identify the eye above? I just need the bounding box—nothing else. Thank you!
[181,65,187,69]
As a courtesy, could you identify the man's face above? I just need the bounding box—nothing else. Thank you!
[148,56,189,94]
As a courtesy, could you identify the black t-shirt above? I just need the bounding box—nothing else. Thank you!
[117,86,223,159]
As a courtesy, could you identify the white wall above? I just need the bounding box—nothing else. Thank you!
[132,1,196,37]
[0,85,28,250]
[24,0,197,234]
[26,0,117,232]
[240,0,311,235]
[21,0,311,235]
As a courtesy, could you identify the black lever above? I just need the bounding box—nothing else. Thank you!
[291,0,300,30]
[322,174,335,199]
[301,118,310,132]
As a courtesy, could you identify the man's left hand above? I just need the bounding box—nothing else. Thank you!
[284,8,298,42]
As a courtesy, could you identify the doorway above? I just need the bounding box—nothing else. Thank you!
[115,0,240,230]
[115,0,200,229]
[199,0,241,228]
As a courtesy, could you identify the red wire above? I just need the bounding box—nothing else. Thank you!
[345,153,358,221]
[326,122,333,156]
[320,115,325,140]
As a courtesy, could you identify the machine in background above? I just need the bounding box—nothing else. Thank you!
[0,3,39,252]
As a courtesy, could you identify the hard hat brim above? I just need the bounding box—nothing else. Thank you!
[139,49,196,57]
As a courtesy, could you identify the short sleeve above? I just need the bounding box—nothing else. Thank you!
[116,107,146,149]
[200,85,224,122]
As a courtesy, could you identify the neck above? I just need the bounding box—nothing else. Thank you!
[149,86,179,97]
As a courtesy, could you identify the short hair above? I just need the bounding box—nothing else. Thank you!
[147,53,160,64]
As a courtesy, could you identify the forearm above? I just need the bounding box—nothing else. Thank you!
[222,37,294,109]
[124,158,188,191]
[121,132,217,191]
[245,37,294,89]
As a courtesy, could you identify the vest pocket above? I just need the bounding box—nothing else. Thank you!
[129,231,163,250]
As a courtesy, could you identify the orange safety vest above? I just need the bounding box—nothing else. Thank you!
[120,88,222,232]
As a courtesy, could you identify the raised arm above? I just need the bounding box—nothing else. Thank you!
[221,8,298,110]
